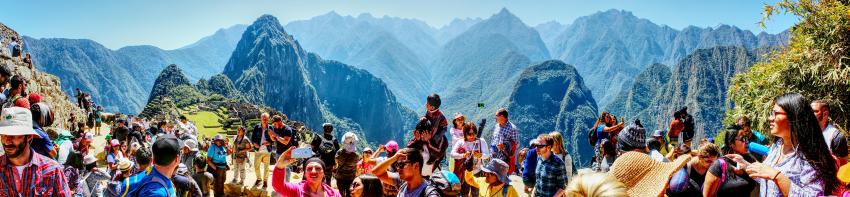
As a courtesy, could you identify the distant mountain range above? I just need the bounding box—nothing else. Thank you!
[543,9,789,110]
[20,8,790,161]
[25,24,246,113]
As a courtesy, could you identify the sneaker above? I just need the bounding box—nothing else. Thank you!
[262,181,267,189]
[253,180,261,188]
[237,180,243,185]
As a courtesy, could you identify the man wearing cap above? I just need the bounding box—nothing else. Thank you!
[465,159,520,197]
[250,112,274,188]
[180,139,200,175]
[207,134,231,197]
[532,133,566,197]
[122,135,181,196]
[0,107,70,196]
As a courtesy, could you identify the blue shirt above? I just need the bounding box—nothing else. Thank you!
[207,144,228,167]
[522,147,538,187]
[31,125,55,157]
[137,167,177,197]
[596,125,609,145]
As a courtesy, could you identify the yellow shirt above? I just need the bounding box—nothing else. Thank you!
[464,171,519,197]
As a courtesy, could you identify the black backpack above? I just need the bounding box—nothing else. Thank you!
[318,135,336,155]
[588,126,598,146]
[423,170,461,197]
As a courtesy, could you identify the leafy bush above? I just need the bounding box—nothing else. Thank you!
[727,0,850,132]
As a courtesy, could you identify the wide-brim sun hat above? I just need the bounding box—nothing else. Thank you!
[117,158,134,172]
[0,107,38,137]
[609,151,691,197]
[83,155,97,165]
[479,159,510,184]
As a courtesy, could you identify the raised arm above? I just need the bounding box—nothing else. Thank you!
[373,152,401,185]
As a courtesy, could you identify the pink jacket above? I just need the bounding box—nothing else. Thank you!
[272,167,341,197]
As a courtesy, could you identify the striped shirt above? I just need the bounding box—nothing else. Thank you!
[0,149,71,197]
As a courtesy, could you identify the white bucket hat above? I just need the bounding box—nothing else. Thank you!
[0,107,38,137]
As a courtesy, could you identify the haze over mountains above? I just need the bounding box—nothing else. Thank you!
[21,8,789,160]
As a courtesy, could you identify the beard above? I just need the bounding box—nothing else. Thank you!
[3,137,30,158]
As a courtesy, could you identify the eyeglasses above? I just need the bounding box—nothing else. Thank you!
[770,110,787,118]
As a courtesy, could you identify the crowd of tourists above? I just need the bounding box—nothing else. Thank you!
[0,40,849,196]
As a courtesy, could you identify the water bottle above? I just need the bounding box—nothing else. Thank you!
[748,142,769,156]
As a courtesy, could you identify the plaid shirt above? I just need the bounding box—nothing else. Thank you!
[492,122,518,146]
[534,154,566,197]
[0,149,71,197]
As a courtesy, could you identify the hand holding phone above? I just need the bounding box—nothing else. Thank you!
[292,147,313,159]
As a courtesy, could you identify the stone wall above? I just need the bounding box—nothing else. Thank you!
[1,22,85,131]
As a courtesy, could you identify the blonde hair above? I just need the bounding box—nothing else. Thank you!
[566,172,628,197]
[549,131,566,154]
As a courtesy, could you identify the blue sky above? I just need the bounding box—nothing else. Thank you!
[0,0,799,50]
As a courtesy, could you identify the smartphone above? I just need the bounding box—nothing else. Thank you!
[292,147,313,159]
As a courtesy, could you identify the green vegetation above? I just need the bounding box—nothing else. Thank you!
[726,0,850,132]
[186,111,225,137]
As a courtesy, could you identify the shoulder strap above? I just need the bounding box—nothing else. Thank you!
[719,159,727,182]
[502,184,510,196]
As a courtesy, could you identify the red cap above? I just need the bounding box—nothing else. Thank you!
[28,92,42,104]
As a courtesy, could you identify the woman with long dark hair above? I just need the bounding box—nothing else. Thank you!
[745,93,839,196]
[702,126,757,196]
[349,174,384,197]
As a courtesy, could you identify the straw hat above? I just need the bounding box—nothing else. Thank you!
[117,158,134,172]
[609,151,691,197]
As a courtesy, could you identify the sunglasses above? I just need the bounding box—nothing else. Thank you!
[394,160,415,169]
[534,144,549,148]
[364,151,373,154]
[737,136,749,142]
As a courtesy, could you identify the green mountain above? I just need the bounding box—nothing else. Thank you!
[223,15,416,143]
[506,60,598,165]
[607,46,755,141]
[605,63,672,119]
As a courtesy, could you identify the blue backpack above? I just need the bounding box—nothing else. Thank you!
[115,167,173,197]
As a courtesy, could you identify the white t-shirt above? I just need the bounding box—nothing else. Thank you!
[57,140,75,164]
[15,165,25,179]
[823,123,839,149]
